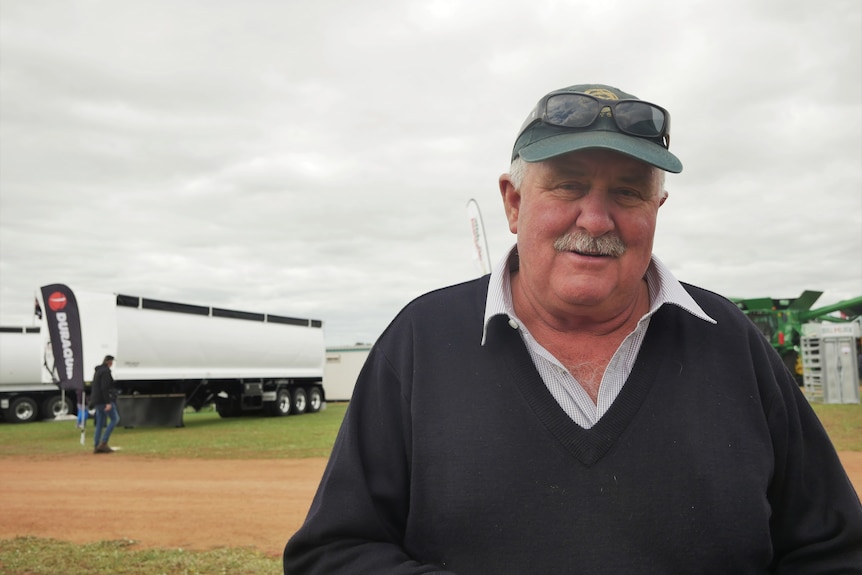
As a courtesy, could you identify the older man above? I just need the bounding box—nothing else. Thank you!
[284,84,862,574]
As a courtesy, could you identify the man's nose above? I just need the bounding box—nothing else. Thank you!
[574,191,615,236]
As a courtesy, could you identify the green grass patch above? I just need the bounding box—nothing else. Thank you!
[0,536,281,575]
[0,402,348,459]
[1,398,860,454]
[811,402,862,451]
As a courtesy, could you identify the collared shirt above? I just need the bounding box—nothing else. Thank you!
[482,245,716,429]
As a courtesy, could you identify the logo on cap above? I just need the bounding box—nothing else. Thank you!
[583,88,619,100]
[584,88,618,118]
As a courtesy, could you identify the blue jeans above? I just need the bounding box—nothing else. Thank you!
[94,402,120,447]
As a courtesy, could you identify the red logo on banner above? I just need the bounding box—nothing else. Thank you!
[48,292,67,311]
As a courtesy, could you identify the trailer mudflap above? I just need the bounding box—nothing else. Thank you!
[117,394,185,428]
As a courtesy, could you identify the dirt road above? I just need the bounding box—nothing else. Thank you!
[0,454,327,557]
[1,452,860,558]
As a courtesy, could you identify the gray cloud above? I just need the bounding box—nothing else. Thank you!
[2,0,860,346]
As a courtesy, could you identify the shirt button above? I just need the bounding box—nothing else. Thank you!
[508,318,519,329]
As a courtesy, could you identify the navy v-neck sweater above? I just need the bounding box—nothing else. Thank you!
[284,277,862,574]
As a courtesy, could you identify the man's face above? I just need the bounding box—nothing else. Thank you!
[500,148,666,321]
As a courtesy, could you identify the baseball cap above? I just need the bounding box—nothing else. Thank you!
[511,83,683,173]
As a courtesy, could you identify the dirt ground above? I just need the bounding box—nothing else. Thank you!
[1,452,861,558]
[0,454,328,558]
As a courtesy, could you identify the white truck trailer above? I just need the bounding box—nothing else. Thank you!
[0,283,326,425]
[324,345,372,401]
[0,326,73,423]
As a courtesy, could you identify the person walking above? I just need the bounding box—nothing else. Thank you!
[90,355,119,454]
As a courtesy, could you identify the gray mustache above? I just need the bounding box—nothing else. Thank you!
[554,232,626,257]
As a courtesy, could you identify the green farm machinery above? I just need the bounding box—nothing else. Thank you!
[732,291,862,384]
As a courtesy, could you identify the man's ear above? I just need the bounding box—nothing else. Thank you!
[659,190,669,207]
[499,175,521,234]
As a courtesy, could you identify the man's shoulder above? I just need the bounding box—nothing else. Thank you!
[403,276,490,313]
[377,277,490,343]
[677,283,755,330]
[680,283,739,312]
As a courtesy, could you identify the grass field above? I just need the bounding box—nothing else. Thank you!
[0,402,349,459]
[0,537,280,575]
[2,399,859,457]
[0,399,859,574]
[811,401,862,451]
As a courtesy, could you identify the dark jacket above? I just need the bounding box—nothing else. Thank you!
[284,277,862,574]
[89,364,117,407]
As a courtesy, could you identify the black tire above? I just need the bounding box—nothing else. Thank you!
[7,396,39,423]
[41,395,75,420]
[306,387,323,413]
[267,389,292,417]
[186,397,207,412]
[291,388,308,415]
[216,397,242,418]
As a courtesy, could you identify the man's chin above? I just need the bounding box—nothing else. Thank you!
[553,282,616,309]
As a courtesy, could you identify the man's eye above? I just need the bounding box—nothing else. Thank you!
[615,189,642,200]
[559,183,587,192]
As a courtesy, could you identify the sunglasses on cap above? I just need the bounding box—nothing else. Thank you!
[518,91,672,149]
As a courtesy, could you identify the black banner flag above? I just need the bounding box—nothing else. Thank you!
[40,284,84,392]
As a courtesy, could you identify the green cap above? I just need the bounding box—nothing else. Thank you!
[511,83,683,173]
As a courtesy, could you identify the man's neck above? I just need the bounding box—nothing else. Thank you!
[511,273,651,338]
[510,275,651,403]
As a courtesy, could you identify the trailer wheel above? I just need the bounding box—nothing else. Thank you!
[292,388,307,415]
[6,396,39,424]
[267,389,292,417]
[306,387,323,413]
[216,398,242,418]
[42,395,75,420]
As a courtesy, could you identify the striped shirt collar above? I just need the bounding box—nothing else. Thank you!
[481,244,715,345]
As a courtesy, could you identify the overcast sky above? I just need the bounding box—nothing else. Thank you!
[1,0,860,346]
